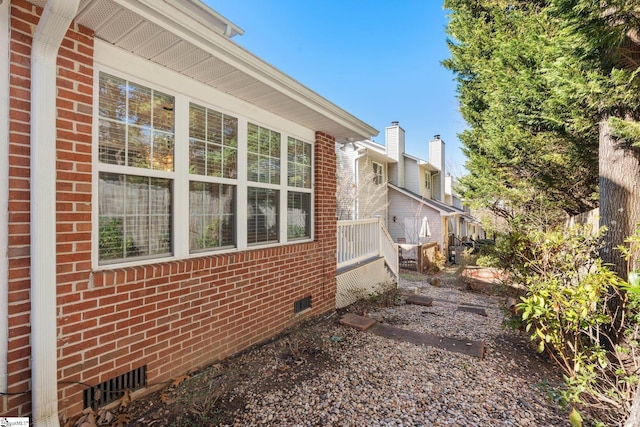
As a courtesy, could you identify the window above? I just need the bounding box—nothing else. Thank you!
[287,137,312,239]
[188,103,237,252]
[95,69,313,266]
[425,172,431,191]
[372,162,383,185]
[98,72,174,264]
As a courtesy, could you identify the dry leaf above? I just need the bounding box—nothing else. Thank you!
[119,389,131,409]
[74,409,96,427]
[170,375,190,388]
[160,393,174,405]
[79,412,97,427]
[96,409,113,425]
[116,413,132,427]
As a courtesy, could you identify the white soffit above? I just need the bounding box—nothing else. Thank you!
[28,0,377,141]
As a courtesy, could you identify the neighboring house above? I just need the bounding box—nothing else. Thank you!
[1,0,377,422]
[337,121,482,257]
[336,139,395,221]
[385,122,482,254]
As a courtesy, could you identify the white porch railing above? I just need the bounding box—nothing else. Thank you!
[337,218,398,278]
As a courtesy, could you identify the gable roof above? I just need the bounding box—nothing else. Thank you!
[29,0,377,141]
[388,183,466,216]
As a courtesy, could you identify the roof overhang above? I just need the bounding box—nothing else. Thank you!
[388,183,467,217]
[356,144,397,164]
[418,160,440,173]
[29,0,378,141]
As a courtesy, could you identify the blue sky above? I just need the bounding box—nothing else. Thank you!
[205,1,468,176]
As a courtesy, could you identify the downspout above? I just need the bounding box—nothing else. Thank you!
[1,0,10,396]
[30,1,79,425]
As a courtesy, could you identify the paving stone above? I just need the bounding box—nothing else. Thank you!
[405,295,434,307]
[339,313,377,331]
[368,323,485,358]
[457,305,488,317]
[339,313,485,358]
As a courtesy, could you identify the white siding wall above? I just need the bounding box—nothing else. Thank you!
[387,189,445,249]
[356,155,387,220]
[419,169,433,200]
[403,157,420,195]
[336,144,359,220]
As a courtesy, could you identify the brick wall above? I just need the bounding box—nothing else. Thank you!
[4,0,338,420]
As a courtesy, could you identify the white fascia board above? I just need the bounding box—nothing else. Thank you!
[359,147,396,164]
[164,0,244,38]
[113,0,378,140]
[419,160,439,172]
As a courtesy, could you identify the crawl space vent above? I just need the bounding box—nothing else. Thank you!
[294,296,312,314]
[83,365,147,409]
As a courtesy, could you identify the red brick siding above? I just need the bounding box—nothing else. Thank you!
[7,0,41,416]
[4,1,338,419]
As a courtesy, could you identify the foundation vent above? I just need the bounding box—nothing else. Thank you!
[294,296,312,314]
[83,365,147,409]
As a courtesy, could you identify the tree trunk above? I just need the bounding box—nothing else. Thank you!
[625,385,640,427]
[598,116,640,280]
[599,115,640,426]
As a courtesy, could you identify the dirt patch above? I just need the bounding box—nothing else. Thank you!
[122,317,343,426]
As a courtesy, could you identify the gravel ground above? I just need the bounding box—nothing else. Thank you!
[123,268,569,426]
[226,270,568,427]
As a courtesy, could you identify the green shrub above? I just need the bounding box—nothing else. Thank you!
[508,224,640,425]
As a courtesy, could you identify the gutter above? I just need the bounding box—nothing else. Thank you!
[30,1,79,425]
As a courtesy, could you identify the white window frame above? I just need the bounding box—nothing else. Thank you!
[372,161,383,185]
[92,44,315,270]
[425,171,431,191]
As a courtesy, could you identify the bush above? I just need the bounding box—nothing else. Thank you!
[507,224,640,425]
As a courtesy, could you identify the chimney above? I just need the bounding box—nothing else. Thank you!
[386,121,405,186]
[429,135,446,201]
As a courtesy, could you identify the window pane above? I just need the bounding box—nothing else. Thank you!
[207,109,223,145]
[247,187,279,244]
[98,119,126,165]
[207,144,222,177]
[98,73,126,121]
[153,91,175,132]
[189,103,206,140]
[189,181,235,251]
[127,126,151,168]
[99,172,172,264]
[153,131,174,171]
[224,116,238,148]
[287,137,312,188]
[288,192,311,239]
[127,82,152,127]
[189,139,206,175]
[223,147,238,179]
